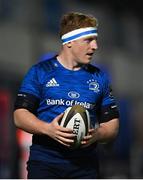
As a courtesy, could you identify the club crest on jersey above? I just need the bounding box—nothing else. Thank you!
[87,79,100,92]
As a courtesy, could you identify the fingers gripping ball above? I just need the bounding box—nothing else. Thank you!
[60,105,90,148]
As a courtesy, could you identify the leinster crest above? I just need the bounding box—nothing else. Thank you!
[87,79,100,92]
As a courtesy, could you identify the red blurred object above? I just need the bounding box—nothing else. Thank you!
[0,90,10,161]
[16,129,32,179]
[0,90,11,178]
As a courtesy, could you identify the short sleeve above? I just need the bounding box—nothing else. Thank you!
[101,73,116,106]
[19,65,41,98]
[98,72,119,122]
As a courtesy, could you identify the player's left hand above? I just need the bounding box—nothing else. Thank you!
[81,128,98,147]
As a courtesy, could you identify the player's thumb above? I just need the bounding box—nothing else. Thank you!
[54,113,64,124]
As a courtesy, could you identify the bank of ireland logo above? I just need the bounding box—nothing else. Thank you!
[68,91,80,98]
[87,79,100,92]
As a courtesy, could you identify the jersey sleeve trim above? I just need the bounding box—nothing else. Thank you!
[98,103,120,123]
[14,92,40,115]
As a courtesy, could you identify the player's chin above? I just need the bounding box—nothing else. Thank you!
[85,56,93,63]
[81,58,91,64]
[84,59,92,64]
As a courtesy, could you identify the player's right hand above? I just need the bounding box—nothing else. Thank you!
[45,113,76,147]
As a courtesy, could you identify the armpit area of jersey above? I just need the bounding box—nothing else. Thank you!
[99,103,119,123]
[14,92,40,114]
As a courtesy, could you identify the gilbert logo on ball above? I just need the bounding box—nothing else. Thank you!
[60,105,90,148]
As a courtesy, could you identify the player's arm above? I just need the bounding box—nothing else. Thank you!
[90,72,120,144]
[93,101,120,143]
[14,108,75,147]
[82,100,120,146]
[14,108,54,135]
[13,93,75,147]
[82,117,119,146]
[82,102,120,146]
[95,117,119,143]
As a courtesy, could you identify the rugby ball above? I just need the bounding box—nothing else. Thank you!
[60,105,90,149]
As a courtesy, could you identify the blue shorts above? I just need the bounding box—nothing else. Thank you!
[27,160,100,179]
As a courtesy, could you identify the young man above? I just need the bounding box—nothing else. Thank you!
[14,12,119,179]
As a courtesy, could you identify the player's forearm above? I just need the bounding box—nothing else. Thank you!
[95,118,119,143]
[14,108,48,135]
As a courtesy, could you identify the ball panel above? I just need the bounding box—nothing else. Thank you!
[66,113,86,139]
[72,105,90,135]
[60,107,72,127]
[60,105,90,148]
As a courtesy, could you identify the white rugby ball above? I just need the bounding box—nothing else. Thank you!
[60,105,90,148]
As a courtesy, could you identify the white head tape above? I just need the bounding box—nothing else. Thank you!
[61,27,98,45]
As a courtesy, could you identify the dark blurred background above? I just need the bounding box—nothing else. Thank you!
[0,0,143,178]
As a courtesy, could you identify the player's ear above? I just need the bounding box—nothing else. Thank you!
[67,42,72,48]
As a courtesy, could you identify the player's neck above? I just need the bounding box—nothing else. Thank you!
[57,51,82,71]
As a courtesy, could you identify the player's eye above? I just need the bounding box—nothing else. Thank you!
[84,38,92,43]
[84,37,97,44]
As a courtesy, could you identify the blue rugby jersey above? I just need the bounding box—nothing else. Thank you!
[17,56,119,163]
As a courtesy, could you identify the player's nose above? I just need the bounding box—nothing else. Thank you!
[91,40,98,50]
